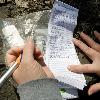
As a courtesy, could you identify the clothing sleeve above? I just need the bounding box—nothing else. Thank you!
[17,79,63,100]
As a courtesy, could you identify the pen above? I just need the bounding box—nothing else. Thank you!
[0,54,22,88]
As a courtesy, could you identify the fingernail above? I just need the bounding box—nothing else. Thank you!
[94,31,100,35]
[80,32,84,35]
[27,36,33,41]
[67,66,71,71]
[67,66,70,69]
[94,30,98,33]
[81,31,84,34]
[88,90,93,96]
[72,38,76,41]
[72,38,78,42]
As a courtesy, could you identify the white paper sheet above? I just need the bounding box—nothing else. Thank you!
[45,0,86,91]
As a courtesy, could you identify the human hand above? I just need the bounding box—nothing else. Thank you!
[6,37,53,85]
[68,31,100,95]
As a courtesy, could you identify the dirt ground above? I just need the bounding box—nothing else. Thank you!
[0,0,100,100]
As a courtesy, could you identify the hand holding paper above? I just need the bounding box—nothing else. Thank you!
[68,32,100,95]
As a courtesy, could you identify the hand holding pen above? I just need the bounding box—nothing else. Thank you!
[0,37,53,87]
[0,54,22,87]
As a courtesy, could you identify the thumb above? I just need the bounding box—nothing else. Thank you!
[22,37,34,62]
[88,82,100,95]
[68,64,95,74]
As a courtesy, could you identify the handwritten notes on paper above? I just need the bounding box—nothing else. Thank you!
[45,0,86,90]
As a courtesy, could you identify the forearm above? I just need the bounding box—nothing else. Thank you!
[17,79,63,100]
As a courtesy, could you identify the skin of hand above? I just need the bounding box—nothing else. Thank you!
[68,31,100,95]
[6,37,53,85]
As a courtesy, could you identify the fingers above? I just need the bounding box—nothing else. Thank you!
[22,37,34,62]
[7,47,23,56]
[6,37,43,65]
[6,47,23,64]
[73,38,97,60]
[68,64,95,74]
[94,31,100,41]
[80,33,100,52]
[88,82,100,95]
[34,46,43,60]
